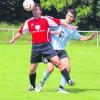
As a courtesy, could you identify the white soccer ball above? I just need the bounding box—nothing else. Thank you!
[23,0,35,11]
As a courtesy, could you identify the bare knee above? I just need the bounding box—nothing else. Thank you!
[54,61,65,71]
[64,64,70,72]
[50,56,64,70]
[29,64,37,74]
[47,63,54,73]
[47,66,54,72]
[30,69,35,74]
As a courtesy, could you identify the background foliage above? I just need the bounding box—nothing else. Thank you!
[0,0,100,30]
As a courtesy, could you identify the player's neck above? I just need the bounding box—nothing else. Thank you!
[34,15,41,19]
[65,19,71,24]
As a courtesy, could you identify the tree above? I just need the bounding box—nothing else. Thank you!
[40,0,75,11]
[0,0,32,23]
[40,0,99,30]
[0,0,99,30]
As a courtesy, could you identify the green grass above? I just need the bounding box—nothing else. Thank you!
[0,44,100,100]
[0,22,20,28]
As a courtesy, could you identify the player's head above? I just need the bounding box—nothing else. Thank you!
[32,3,42,18]
[65,9,76,23]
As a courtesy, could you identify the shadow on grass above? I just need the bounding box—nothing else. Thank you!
[66,88,100,93]
[43,88,100,93]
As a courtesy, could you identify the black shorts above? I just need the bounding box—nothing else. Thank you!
[30,43,57,63]
[43,50,69,63]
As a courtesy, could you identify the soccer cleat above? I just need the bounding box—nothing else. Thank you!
[28,85,35,92]
[35,83,43,92]
[58,88,69,94]
[68,80,75,86]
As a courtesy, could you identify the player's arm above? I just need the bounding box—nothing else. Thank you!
[60,19,78,30]
[80,32,97,41]
[10,32,23,44]
[10,21,29,44]
[46,16,78,30]
[50,26,64,37]
[10,24,24,44]
[50,30,61,35]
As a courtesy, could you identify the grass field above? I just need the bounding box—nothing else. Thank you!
[0,44,100,100]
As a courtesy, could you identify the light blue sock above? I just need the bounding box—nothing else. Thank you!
[60,75,67,88]
[40,70,51,85]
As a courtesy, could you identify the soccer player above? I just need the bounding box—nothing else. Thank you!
[10,4,77,91]
[36,9,97,93]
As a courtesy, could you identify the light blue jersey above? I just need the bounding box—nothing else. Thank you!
[51,25,81,50]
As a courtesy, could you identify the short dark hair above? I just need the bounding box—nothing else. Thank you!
[67,9,77,18]
[35,3,42,11]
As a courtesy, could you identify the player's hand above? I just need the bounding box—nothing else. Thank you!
[67,24,78,30]
[91,32,97,39]
[71,25,78,29]
[50,30,61,35]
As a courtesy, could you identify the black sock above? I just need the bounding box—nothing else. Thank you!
[59,85,64,89]
[61,68,70,83]
[29,73,36,88]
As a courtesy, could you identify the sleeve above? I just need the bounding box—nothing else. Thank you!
[50,26,58,31]
[51,17,60,25]
[71,29,81,40]
[50,26,64,36]
[18,20,29,35]
[45,16,60,26]
[56,26,64,32]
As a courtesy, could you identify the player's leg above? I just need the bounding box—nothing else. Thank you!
[29,63,38,91]
[29,45,42,91]
[42,43,71,87]
[50,56,71,84]
[61,57,70,72]
[58,57,75,93]
[55,50,70,93]
[36,62,54,92]
[58,57,70,92]
[40,62,54,85]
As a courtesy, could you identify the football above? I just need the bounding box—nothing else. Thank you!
[23,0,35,11]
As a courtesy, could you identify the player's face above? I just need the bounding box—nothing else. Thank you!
[32,6,42,18]
[65,12,75,23]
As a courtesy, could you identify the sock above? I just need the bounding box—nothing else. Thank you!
[40,70,51,85]
[60,75,67,88]
[29,73,36,88]
[59,85,64,89]
[61,68,70,83]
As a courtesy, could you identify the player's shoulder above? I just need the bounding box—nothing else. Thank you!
[60,19,65,23]
[24,17,35,23]
[44,16,53,18]
[40,16,55,23]
[27,17,34,21]
[42,16,54,20]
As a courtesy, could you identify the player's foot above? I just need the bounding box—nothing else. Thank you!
[35,83,43,92]
[68,80,75,86]
[58,88,69,94]
[28,85,35,92]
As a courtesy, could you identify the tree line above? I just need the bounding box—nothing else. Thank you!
[0,0,100,30]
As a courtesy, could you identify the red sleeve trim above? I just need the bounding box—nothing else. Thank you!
[52,18,60,25]
[47,16,60,25]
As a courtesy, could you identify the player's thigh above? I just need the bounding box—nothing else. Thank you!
[47,62,54,72]
[49,55,65,70]
[50,55,60,65]
[30,49,42,63]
